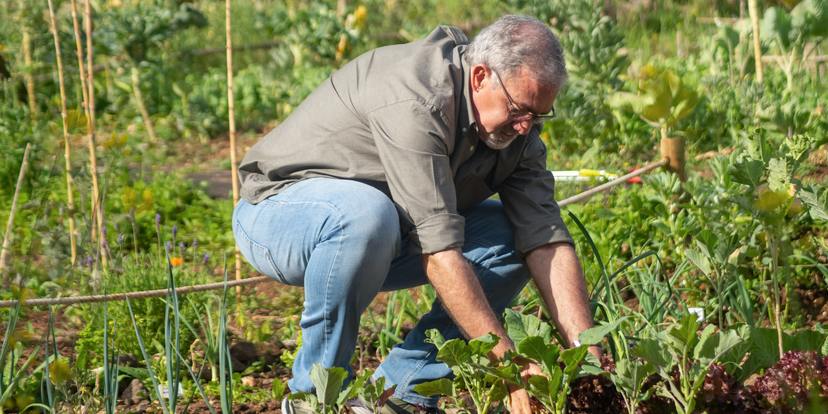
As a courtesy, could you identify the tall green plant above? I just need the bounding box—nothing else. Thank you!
[609,63,700,141]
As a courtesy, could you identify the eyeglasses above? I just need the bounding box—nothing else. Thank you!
[492,68,556,127]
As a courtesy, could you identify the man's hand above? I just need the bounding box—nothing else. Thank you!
[509,361,543,413]
[422,248,514,358]
[526,242,602,357]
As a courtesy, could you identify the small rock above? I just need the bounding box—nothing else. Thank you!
[120,378,147,404]
[241,375,257,387]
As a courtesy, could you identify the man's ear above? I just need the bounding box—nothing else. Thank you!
[470,64,489,92]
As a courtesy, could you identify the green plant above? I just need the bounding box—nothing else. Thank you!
[760,0,828,91]
[518,337,591,414]
[632,315,743,414]
[414,331,513,414]
[609,62,700,142]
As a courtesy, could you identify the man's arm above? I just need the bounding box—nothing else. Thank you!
[525,242,600,357]
[422,248,515,358]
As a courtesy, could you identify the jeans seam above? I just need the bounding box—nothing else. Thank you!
[396,348,436,398]
[234,218,287,283]
[260,198,344,241]
[321,205,345,363]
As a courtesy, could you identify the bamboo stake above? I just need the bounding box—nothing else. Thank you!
[82,0,107,269]
[47,0,78,266]
[22,30,36,117]
[748,0,764,84]
[19,0,36,119]
[69,0,89,114]
[0,143,32,285]
[130,65,158,142]
[0,276,272,308]
[225,0,242,296]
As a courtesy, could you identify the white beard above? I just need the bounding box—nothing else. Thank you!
[480,131,519,150]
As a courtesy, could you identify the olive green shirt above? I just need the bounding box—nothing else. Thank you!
[239,26,572,254]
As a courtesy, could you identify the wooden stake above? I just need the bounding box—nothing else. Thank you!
[22,29,36,117]
[748,0,764,84]
[225,0,242,293]
[19,0,36,118]
[69,0,89,115]
[660,136,687,182]
[0,143,32,284]
[83,0,107,269]
[47,0,78,266]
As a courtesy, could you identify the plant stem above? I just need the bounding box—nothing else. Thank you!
[47,0,78,266]
[768,234,784,357]
[0,143,31,285]
[19,3,36,118]
[130,64,159,143]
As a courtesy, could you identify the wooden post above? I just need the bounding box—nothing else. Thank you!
[47,0,78,266]
[748,0,764,84]
[0,144,32,285]
[660,136,686,181]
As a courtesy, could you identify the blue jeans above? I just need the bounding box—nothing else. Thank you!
[232,178,529,407]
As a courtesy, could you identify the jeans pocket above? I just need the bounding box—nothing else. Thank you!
[234,219,287,283]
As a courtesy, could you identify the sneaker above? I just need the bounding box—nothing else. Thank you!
[379,397,443,414]
[281,396,315,414]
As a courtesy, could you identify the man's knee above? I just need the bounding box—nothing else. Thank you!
[329,181,401,254]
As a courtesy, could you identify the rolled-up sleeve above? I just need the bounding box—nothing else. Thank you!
[499,133,573,254]
[368,100,464,254]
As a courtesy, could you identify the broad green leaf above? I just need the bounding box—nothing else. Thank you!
[792,0,828,37]
[504,309,552,344]
[560,345,589,376]
[799,190,828,221]
[413,378,453,396]
[310,364,348,406]
[468,333,499,357]
[527,375,551,398]
[578,317,628,346]
[435,339,471,367]
[517,336,558,373]
[685,248,712,276]
[667,315,699,351]
[767,158,790,193]
[632,338,671,369]
[693,324,718,360]
[729,159,765,187]
[761,7,793,49]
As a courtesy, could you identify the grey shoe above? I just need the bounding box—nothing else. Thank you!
[281,397,316,414]
[379,397,443,414]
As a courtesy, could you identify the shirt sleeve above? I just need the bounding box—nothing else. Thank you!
[498,133,573,254]
[368,100,464,254]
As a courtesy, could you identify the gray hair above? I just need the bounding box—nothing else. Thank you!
[465,15,567,90]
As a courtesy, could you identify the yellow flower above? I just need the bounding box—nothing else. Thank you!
[354,5,368,30]
[170,257,184,267]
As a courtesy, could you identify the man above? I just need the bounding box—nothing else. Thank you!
[233,15,599,414]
